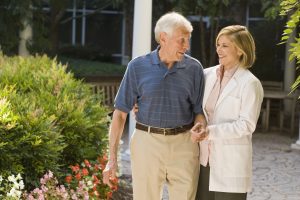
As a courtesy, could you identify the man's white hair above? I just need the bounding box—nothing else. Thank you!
[154,12,193,44]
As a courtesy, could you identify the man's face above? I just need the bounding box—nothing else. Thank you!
[161,28,191,62]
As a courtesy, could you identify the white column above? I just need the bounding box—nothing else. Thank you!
[291,118,300,150]
[128,0,152,140]
[284,29,299,150]
[72,0,77,45]
[81,0,86,46]
[284,29,296,112]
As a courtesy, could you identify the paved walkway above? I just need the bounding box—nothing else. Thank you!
[249,133,300,200]
[119,132,300,200]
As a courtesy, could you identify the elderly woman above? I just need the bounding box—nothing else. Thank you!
[191,25,264,200]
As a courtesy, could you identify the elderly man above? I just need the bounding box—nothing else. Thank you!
[103,12,206,200]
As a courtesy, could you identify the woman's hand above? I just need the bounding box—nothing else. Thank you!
[131,103,139,119]
[133,103,138,113]
[190,122,209,143]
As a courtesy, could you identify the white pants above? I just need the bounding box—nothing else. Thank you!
[130,129,200,200]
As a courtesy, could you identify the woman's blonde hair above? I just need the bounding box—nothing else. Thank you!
[216,25,256,68]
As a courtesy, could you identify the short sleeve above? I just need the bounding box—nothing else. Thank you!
[192,64,205,115]
[114,63,138,113]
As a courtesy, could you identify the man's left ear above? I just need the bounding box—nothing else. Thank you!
[160,32,167,44]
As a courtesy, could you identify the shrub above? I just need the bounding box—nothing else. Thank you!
[0,53,109,189]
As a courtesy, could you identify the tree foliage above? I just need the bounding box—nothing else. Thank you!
[0,0,121,56]
[171,0,248,67]
[279,0,300,92]
[0,0,32,55]
[0,0,48,55]
[260,0,281,19]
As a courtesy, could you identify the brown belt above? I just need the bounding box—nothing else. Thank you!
[135,122,194,136]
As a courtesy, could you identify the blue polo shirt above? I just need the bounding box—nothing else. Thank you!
[114,47,205,128]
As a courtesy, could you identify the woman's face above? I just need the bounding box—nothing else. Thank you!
[216,35,241,69]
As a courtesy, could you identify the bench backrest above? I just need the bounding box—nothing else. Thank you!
[89,81,120,108]
[261,81,283,91]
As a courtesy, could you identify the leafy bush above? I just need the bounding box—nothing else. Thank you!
[279,0,300,92]
[0,53,109,189]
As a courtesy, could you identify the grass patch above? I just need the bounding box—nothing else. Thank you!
[57,56,126,77]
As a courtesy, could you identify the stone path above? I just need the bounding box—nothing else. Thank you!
[248,133,300,200]
[118,132,300,200]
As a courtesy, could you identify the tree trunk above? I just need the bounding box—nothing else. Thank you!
[208,18,219,67]
[18,7,32,56]
[49,0,67,55]
[50,19,59,55]
[124,1,134,59]
[199,11,207,67]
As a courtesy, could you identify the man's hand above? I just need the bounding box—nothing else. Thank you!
[103,109,127,188]
[102,160,117,188]
[190,122,209,143]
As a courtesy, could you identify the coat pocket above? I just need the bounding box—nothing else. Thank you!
[216,96,241,122]
[221,144,252,177]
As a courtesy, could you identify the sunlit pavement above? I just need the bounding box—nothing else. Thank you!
[119,132,300,200]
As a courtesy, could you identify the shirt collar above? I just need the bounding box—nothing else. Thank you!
[216,65,238,78]
[150,46,187,69]
[150,46,160,65]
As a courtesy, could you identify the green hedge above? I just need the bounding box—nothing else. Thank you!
[0,53,109,189]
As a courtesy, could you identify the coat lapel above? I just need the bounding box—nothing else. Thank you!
[203,67,218,110]
[215,67,246,108]
[215,78,237,108]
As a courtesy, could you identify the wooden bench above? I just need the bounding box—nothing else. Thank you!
[261,81,283,91]
[89,81,120,109]
[260,81,284,131]
[261,81,298,135]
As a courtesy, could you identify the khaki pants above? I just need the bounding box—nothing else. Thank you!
[130,128,200,200]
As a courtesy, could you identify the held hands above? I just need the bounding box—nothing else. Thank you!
[190,122,209,143]
[102,160,117,188]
